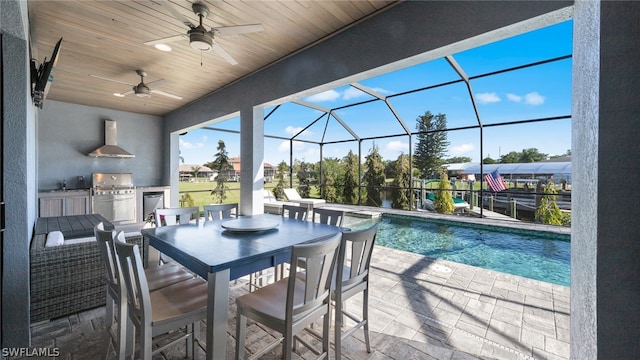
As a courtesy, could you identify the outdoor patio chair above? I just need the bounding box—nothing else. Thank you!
[94,223,194,360]
[115,240,208,360]
[264,189,287,214]
[281,204,309,221]
[154,207,199,264]
[203,203,238,222]
[283,188,326,211]
[333,224,378,360]
[248,204,309,290]
[235,233,342,360]
[154,206,200,226]
[312,207,345,227]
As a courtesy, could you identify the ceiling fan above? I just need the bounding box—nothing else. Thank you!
[144,0,264,65]
[90,70,183,99]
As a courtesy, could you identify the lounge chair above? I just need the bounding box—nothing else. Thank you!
[283,188,326,211]
[263,189,286,215]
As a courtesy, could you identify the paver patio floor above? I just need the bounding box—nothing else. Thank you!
[28,245,569,360]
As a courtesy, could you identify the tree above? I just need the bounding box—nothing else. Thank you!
[342,150,360,205]
[210,140,231,203]
[433,168,455,214]
[499,151,521,163]
[520,148,548,163]
[273,161,288,200]
[363,145,385,207]
[500,148,548,163]
[414,111,449,178]
[550,149,572,159]
[320,158,340,202]
[383,159,396,178]
[191,165,201,180]
[535,180,563,225]
[296,161,312,197]
[483,156,497,164]
[391,153,412,210]
[444,156,472,164]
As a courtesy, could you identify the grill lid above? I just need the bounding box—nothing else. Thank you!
[88,120,134,158]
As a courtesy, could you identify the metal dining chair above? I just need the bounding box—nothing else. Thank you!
[235,233,342,360]
[333,224,379,360]
[94,223,194,360]
[115,240,209,360]
[154,206,200,226]
[312,207,345,226]
[248,204,310,289]
[154,207,200,264]
[203,203,238,222]
[281,204,309,221]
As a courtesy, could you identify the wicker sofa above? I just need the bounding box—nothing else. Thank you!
[29,230,146,323]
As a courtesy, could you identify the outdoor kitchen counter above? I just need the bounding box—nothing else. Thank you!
[33,214,114,239]
[38,189,91,217]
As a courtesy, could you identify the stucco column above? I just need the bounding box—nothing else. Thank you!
[2,0,34,347]
[572,1,640,358]
[167,132,180,208]
[239,106,264,215]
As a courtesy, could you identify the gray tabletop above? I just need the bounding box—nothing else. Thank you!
[141,213,342,279]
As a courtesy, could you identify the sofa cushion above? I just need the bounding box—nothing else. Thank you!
[45,231,65,247]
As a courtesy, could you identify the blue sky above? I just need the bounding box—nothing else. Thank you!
[180,20,573,167]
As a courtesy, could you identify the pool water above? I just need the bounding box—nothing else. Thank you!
[345,214,570,287]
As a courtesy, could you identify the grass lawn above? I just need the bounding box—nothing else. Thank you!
[178,180,314,211]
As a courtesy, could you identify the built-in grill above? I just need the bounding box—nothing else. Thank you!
[91,173,136,224]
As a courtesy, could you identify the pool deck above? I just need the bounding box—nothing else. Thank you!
[27,206,570,359]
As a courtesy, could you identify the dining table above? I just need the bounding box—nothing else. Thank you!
[140,213,343,360]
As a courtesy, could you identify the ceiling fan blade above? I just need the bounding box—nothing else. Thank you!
[151,89,183,100]
[211,43,238,65]
[90,74,135,86]
[145,78,166,87]
[143,34,186,46]
[158,0,196,28]
[117,89,134,97]
[214,24,264,36]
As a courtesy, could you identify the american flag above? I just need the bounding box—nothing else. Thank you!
[485,170,506,192]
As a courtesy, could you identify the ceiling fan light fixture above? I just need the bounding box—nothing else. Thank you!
[134,84,151,97]
[154,43,172,52]
[189,30,213,51]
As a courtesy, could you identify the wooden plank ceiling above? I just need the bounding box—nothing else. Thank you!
[28,0,397,116]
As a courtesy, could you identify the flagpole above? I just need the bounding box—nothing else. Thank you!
[479,127,483,217]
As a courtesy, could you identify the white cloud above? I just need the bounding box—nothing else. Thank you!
[506,93,522,102]
[476,92,501,104]
[524,91,545,105]
[305,87,391,102]
[278,140,305,153]
[371,87,390,95]
[386,140,409,152]
[450,143,474,155]
[285,126,303,135]
[342,87,367,100]
[179,137,205,149]
[305,90,340,102]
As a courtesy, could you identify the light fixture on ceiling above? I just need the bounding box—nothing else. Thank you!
[154,43,172,52]
[189,28,213,51]
[134,84,151,97]
[113,93,125,97]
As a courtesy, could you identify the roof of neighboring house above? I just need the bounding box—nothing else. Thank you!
[179,164,213,173]
[462,162,571,175]
[227,157,275,173]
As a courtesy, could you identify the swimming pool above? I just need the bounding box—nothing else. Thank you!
[345,214,570,287]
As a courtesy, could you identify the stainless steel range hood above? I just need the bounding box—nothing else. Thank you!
[88,120,135,158]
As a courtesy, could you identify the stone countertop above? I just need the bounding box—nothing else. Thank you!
[39,189,91,193]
